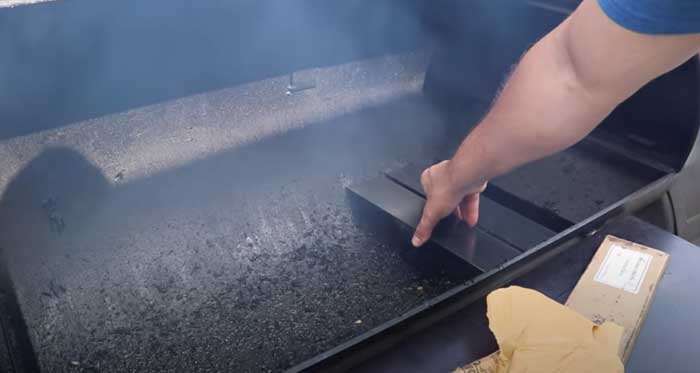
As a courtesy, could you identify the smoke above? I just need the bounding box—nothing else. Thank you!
[0,51,430,191]
[0,0,435,139]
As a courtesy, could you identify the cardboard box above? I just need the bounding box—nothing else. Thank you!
[455,235,669,372]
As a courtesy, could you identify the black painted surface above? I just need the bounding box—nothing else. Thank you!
[355,216,700,373]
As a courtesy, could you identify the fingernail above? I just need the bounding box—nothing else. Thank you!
[412,236,422,247]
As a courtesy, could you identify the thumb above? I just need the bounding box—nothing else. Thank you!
[412,203,439,247]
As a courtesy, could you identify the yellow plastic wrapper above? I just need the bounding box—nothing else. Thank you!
[486,286,624,373]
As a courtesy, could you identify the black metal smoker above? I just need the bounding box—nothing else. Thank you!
[0,1,698,372]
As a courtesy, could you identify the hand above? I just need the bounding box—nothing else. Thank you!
[411,160,487,247]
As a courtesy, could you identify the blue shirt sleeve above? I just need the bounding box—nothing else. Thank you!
[598,0,700,34]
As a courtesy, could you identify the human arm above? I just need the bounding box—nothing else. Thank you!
[412,0,700,247]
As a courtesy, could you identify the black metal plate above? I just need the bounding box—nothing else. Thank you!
[347,173,522,272]
[385,164,556,250]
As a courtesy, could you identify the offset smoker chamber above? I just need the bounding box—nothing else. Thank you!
[0,1,699,372]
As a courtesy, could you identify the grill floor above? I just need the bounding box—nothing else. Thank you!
[492,147,654,222]
[0,95,470,372]
[0,93,658,372]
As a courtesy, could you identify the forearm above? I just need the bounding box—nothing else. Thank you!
[447,26,616,190]
[446,0,700,193]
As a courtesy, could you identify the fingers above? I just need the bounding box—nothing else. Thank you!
[413,167,436,247]
[413,161,470,247]
[412,202,439,247]
[454,204,464,221]
[460,193,481,227]
[414,194,479,247]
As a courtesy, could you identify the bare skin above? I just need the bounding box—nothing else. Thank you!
[412,0,700,247]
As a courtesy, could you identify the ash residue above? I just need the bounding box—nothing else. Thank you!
[28,198,463,372]
[4,94,459,372]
